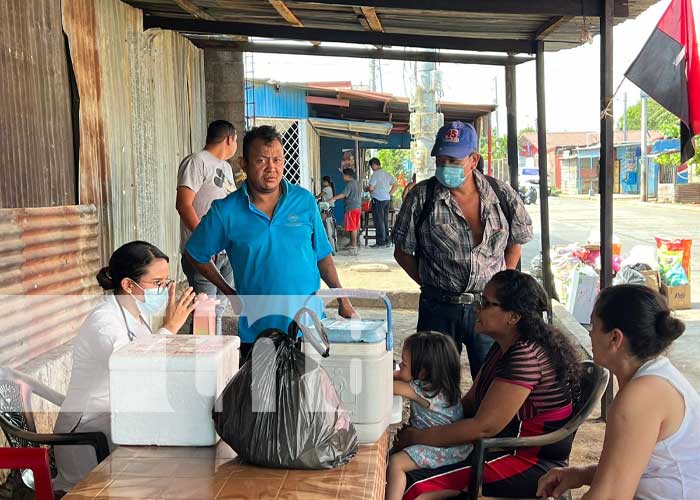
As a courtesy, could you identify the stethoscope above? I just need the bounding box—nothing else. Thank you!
[117,298,153,341]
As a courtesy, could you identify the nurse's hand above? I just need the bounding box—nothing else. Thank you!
[162,284,201,333]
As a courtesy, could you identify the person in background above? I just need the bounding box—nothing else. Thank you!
[316,175,336,207]
[387,331,472,500]
[366,157,398,248]
[184,126,355,363]
[538,285,700,500]
[402,173,417,202]
[328,168,362,256]
[53,241,202,492]
[176,120,237,335]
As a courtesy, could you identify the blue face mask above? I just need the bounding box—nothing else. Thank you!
[436,163,466,189]
[132,284,169,317]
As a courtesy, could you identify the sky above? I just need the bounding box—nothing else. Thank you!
[247,0,697,134]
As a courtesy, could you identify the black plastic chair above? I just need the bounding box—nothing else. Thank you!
[0,367,109,490]
[465,360,610,500]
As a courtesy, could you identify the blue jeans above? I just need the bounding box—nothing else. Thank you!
[371,199,391,245]
[181,253,234,335]
[416,294,495,381]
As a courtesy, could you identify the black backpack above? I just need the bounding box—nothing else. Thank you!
[414,176,514,258]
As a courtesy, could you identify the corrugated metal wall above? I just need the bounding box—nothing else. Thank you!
[0,0,76,208]
[63,0,206,272]
[0,206,101,367]
[249,82,309,120]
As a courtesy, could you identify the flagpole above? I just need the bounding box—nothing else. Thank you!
[640,91,648,202]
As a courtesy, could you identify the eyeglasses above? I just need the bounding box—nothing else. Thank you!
[477,297,502,309]
[133,279,174,295]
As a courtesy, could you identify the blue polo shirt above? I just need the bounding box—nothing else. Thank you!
[186,180,332,343]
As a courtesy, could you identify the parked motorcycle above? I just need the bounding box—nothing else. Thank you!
[518,184,538,205]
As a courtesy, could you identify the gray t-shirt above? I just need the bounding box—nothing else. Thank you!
[342,179,362,210]
[321,186,335,207]
[177,150,236,252]
[369,169,396,201]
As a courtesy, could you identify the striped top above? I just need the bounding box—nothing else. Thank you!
[475,340,573,421]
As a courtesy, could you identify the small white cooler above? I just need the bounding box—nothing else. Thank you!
[303,290,401,444]
[109,334,239,446]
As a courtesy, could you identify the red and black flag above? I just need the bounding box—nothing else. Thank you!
[625,0,700,162]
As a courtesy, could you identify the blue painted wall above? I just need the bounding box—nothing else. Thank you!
[320,134,411,222]
[616,144,640,194]
[247,83,308,119]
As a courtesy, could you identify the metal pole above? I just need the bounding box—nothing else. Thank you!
[536,42,556,302]
[623,92,628,143]
[505,64,518,190]
[640,92,648,202]
[487,113,494,176]
[600,0,615,420]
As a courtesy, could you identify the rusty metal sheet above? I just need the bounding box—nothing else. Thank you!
[62,0,206,273]
[0,0,76,209]
[0,205,101,367]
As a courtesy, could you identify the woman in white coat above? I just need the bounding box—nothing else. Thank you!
[53,241,201,492]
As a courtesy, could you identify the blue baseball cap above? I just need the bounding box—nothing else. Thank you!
[431,121,478,158]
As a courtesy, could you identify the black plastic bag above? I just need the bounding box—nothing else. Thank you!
[212,309,359,469]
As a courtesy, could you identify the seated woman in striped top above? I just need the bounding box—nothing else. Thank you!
[394,270,581,500]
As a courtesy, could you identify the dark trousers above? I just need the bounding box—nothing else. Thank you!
[371,199,391,245]
[416,294,495,381]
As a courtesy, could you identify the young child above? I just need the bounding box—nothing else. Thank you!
[316,176,336,207]
[386,331,473,500]
[328,168,362,256]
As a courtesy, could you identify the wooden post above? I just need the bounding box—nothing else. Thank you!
[505,64,518,190]
[535,41,556,303]
[600,0,615,419]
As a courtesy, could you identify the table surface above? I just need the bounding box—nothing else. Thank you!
[62,434,388,500]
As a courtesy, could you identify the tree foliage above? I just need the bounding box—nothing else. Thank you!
[618,98,680,138]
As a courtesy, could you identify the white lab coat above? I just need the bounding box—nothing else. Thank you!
[53,294,172,491]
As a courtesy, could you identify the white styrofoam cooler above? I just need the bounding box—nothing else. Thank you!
[303,290,399,444]
[110,334,239,446]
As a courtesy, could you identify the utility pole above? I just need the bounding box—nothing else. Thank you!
[409,59,443,181]
[369,59,376,91]
[640,91,648,202]
[623,92,628,143]
[493,75,499,137]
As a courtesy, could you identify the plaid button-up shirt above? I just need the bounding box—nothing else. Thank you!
[392,171,533,294]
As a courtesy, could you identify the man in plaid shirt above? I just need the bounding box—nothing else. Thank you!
[392,122,533,379]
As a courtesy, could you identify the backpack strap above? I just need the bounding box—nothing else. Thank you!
[484,175,513,232]
[414,177,437,258]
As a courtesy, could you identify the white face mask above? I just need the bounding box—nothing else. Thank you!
[131,282,168,316]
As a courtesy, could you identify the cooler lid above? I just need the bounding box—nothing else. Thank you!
[319,318,387,344]
[109,335,240,371]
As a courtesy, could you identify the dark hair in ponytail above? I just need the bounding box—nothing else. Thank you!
[96,241,169,292]
[594,284,685,360]
[490,270,582,403]
[403,331,462,406]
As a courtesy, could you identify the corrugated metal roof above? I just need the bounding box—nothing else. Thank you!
[121,0,659,53]
[309,117,393,135]
[63,0,207,272]
[0,205,101,367]
[0,0,76,209]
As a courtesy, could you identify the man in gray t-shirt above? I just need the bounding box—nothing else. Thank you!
[329,168,362,256]
[176,120,237,333]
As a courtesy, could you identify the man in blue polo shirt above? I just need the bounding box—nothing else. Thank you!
[185,125,355,360]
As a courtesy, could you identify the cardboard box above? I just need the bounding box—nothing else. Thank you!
[661,283,691,311]
[641,270,660,291]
